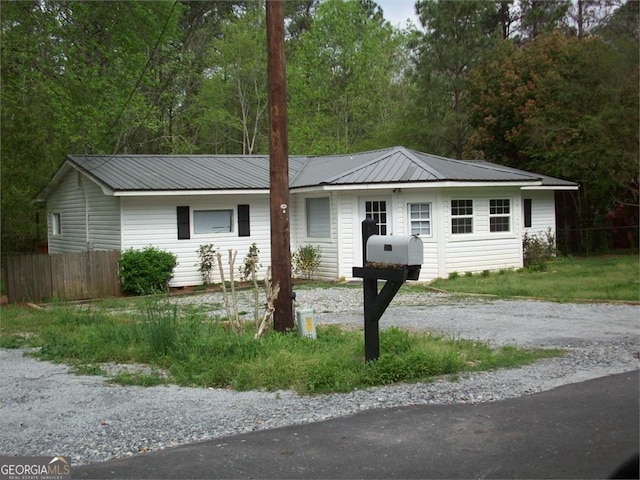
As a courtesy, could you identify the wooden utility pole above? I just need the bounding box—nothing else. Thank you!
[266,0,294,331]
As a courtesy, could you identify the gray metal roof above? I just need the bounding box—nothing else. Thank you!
[38,147,577,199]
[292,147,548,187]
[66,154,308,191]
[463,160,579,187]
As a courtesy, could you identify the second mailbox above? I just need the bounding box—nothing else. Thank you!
[366,235,424,266]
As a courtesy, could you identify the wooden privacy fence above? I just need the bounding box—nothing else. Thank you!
[5,250,121,303]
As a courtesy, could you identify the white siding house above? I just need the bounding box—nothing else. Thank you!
[36,147,578,286]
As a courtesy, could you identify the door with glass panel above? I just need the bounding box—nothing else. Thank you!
[363,199,390,235]
[357,198,391,267]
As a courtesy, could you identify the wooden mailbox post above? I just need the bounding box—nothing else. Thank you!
[352,218,423,361]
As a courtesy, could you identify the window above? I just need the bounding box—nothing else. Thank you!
[524,198,532,228]
[306,197,330,238]
[365,200,388,235]
[177,206,190,240]
[238,205,250,237]
[490,199,511,232]
[194,209,232,234]
[408,203,431,236]
[451,200,473,234]
[52,212,62,236]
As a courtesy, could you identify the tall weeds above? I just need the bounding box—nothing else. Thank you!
[9,301,563,394]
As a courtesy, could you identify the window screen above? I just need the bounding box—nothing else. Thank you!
[306,197,330,238]
[194,210,232,234]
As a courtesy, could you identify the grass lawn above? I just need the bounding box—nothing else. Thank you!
[426,255,639,302]
[4,254,633,394]
[0,297,562,394]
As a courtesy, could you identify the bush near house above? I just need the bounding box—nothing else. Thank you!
[119,247,177,296]
[523,228,557,271]
[292,245,322,280]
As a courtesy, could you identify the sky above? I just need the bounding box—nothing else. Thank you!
[375,0,421,29]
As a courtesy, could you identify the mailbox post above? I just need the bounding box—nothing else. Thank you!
[352,218,423,361]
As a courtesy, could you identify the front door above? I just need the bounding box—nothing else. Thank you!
[364,199,389,235]
[356,197,391,266]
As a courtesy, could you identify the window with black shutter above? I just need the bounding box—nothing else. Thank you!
[524,199,532,228]
[177,206,190,240]
[238,204,250,237]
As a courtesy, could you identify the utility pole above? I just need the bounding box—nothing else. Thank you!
[266,0,294,331]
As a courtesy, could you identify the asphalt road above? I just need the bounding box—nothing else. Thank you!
[73,370,639,479]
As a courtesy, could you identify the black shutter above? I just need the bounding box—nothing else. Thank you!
[177,206,190,239]
[524,199,532,228]
[238,204,250,237]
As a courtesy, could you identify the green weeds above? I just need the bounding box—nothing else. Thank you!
[0,301,563,394]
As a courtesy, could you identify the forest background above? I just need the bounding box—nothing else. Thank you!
[1,0,638,255]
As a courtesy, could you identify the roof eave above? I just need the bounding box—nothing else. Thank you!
[521,185,579,191]
[113,188,271,197]
[35,159,116,201]
[292,180,541,191]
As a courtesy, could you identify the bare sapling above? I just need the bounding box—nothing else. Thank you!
[216,251,236,333]
[255,267,280,339]
[252,263,260,328]
[227,249,242,333]
[245,244,261,327]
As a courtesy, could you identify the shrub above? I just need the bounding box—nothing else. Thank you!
[119,246,177,295]
[523,228,557,271]
[196,244,217,285]
[292,245,322,280]
[240,243,261,282]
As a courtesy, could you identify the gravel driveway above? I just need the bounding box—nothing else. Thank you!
[1,288,638,466]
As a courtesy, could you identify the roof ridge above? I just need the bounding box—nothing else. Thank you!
[289,156,312,186]
[321,146,431,184]
[399,148,452,179]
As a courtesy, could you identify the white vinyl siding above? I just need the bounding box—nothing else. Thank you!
[291,193,339,280]
[445,236,522,275]
[523,191,557,237]
[47,171,120,253]
[85,178,121,250]
[121,195,270,287]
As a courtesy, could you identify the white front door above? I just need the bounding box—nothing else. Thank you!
[356,197,392,266]
[363,199,390,235]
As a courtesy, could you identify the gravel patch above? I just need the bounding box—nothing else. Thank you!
[1,288,638,466]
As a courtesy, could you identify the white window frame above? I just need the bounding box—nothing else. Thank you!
[306,197,331,239]
[451,199,473,234]
[52,212,62,236]
[408,202,432,236]
[489,199,511,233]
[193,209,233,235]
